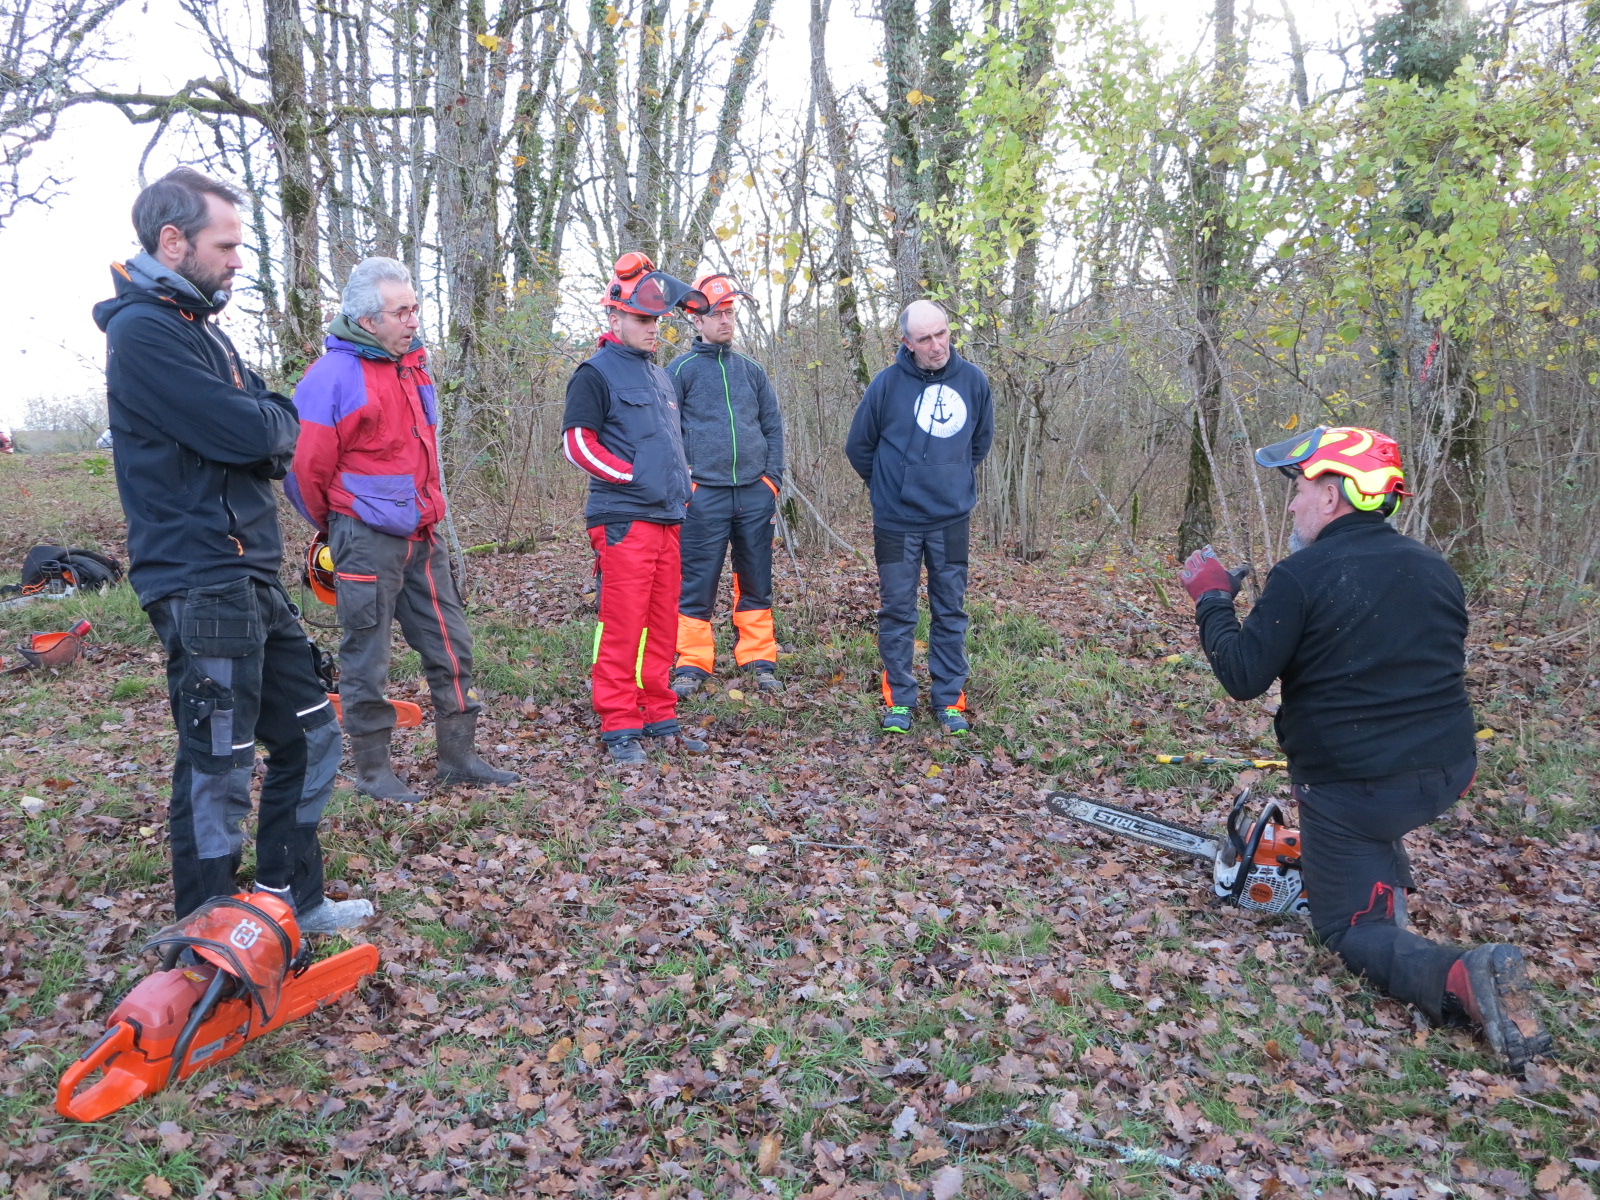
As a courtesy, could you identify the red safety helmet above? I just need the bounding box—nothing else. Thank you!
[602,252,711,316]
[142,893,300,1024]
[691,273,757,313]
[1255,425,1410,516]
[305,534,337,607]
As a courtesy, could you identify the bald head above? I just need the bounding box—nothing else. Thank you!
[900,300,951,371]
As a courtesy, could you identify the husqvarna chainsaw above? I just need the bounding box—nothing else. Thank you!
[1047,789,1309,917]
[57,893,378,1122]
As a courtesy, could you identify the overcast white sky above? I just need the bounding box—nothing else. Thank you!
[0,0,1371,428]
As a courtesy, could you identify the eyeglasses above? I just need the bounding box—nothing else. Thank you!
[379,305,421,322]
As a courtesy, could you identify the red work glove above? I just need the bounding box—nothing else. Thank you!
[1179,545,1250,603]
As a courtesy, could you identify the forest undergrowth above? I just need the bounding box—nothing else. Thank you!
[2,453,1597,1200]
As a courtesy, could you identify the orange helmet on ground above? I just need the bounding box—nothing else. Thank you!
[691,273,757,313]
[1255,425,1410,517]
[305,534,336,607]
[142,893,300,1024]
[602,252,711,316]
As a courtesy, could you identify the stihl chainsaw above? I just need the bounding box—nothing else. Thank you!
[57,892,378,1122]
[1047,789,1308,917]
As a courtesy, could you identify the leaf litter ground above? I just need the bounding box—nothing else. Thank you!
[1,453,1598,1199]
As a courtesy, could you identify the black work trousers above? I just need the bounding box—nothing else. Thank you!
[148,578,339,920]
[1294,755,1476,1024]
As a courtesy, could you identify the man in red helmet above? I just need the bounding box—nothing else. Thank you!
[561,254,711,765]
[667,273,786,699]
[1178,426,1552,1074]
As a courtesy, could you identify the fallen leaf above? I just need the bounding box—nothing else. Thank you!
[929,1164,963,1199]
[757,1132,781,1176]
[143,1177,174,1199]
[546,1036,574,1063]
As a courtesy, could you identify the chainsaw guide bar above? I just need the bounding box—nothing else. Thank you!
[1045,792,1221,861]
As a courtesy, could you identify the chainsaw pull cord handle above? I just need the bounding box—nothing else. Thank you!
[166,967,231,1088]
[1224,787,1252,866]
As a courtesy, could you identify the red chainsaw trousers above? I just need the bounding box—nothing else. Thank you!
[588,520,681,735]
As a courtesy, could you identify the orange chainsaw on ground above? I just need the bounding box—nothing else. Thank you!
[57,893,378,1122]
[1047,788,1309,917]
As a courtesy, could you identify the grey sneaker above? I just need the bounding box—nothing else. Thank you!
[938,707,970,736]
[881,705,912,734]
[297,897,375,936]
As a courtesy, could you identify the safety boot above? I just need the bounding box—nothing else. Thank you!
[644,720,709,754]
[1444,944,1553,1075]
[671,667,707,699]
[751,663,784,694]
[434,712,520,787]
[349,731,422,805]
[607,736,647,766]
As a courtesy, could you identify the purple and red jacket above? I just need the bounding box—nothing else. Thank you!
[286,336,444,539]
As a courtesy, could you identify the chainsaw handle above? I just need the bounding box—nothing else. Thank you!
[56,1021,150,1122]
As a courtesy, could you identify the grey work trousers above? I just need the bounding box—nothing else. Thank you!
[328,512,479,737]
[874,518,970,709]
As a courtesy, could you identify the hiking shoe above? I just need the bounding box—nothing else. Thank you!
[1444,944,1553,1075]
[881,706,912,734]
[938,707,970,736]
[752,665,784,694]
[297,897,375,936]
[671,669,706,699]
[607,736,647,765]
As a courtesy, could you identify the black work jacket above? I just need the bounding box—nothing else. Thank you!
[1195,513,1476,784]
[577,340,691,526]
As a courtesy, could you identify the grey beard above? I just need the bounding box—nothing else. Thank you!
[1287,528,1310,554]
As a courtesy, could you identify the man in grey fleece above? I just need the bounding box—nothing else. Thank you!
[667,273,786,697]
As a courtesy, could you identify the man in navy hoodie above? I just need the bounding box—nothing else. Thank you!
[93,167,370,933]
[846,301,994,735]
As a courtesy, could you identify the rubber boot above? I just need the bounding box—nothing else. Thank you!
[434,711,520,786]
[349,731,421,804]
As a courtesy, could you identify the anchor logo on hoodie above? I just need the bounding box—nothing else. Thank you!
[914,383,967,438]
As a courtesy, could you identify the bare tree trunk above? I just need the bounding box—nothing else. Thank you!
[264,0,323,374]
[1176,0,1240,558]
[809,0,870,390]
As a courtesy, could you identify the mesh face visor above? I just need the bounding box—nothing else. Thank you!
[695,274,758,312]
[141,896,297,1023]
[614,271,712,316]
[1255,426,1331,480]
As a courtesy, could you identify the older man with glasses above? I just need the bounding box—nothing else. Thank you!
[288,257,518,802]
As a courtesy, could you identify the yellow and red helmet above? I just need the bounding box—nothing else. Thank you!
[305,534,337,607]
[1255,425,1410,516]
[691,273,757,313]
[602,252,711,316]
